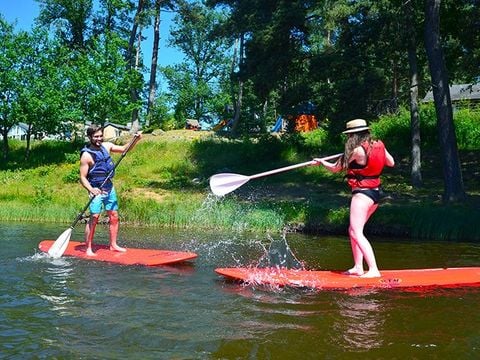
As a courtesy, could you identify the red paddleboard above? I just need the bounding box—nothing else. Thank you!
[215,267,480,290]
[39,240,197,266]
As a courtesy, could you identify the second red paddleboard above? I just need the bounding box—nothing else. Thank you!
[215,266,480,290]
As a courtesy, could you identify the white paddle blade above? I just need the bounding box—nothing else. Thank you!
[48,228,73,258]
[209,173,250,196]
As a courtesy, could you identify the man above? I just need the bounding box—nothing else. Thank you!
[79,124,141,256]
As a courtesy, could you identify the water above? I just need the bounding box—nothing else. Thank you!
[1,221,480,359]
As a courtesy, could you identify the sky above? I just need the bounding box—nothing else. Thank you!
[0,0,184,68]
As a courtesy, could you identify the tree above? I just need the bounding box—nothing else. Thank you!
[0,18,29,161]
[126,0,148,130]
[36,0,93,49]
[162,0,232,126]
[146,0,176,126]
[438,0,480,83]
[15,28,66,159]
[424,0,465,202]
[403,0,423,188]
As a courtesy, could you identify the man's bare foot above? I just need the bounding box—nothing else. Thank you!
[86,248,97,256]
[343,267,364,276]
[110,244,127,252]
[360,270,381,278]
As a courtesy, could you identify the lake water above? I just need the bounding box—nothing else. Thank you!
[1,221,479,359]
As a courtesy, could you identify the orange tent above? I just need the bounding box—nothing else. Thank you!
[294,114,318,132]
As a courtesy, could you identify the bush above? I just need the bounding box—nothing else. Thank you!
[453,109,480,150]
[372,104,480,152]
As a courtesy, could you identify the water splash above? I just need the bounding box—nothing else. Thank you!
[18,251,72,267]
[255,229,305,270]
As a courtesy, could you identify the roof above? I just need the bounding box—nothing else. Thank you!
[16,122,30,131]
[423,84,480,102]
[186,119,199,126]
[103,121,131,131]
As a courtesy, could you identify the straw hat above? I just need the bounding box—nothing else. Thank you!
[342,119,370,134]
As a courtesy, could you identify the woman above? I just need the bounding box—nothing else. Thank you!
[315,119,395,278]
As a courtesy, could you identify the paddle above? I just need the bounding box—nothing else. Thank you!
[48,134,141,258]
[209,153,343,196]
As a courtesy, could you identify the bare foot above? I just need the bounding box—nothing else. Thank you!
[360,270,381,278]
[110,244,127,252]
[86,248,97,256]
[343,267,364,276]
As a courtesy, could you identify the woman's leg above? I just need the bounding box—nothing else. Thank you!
[348,193,380,277]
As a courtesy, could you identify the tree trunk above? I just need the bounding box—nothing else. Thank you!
[424,0,465,202]
[1,127,9,161]
[127,0,144,69]
[146,0,162,126]
[230,34,244,136]
[25,124,32,161]
[405,0,422,188]
[128,0,144,133]
[392,59,398,112]
[130,28,143,133]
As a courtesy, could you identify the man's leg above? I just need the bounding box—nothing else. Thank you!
[107,210,126,252]
[85,214,99,256]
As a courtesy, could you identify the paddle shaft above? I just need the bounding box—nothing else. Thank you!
[69,134,140,229]
[248,153,343,180]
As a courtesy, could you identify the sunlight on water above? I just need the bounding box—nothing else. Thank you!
[18,253,76,315]
[1,222,480,358]
[333,295,386,350]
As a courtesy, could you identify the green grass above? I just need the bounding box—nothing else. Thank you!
[1,109,480,241]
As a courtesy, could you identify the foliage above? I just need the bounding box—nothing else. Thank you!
[1,130,480,239]
[0,18,30,160]
[452,108,480,150]
[161,1,233,127]
[373,104,480,153]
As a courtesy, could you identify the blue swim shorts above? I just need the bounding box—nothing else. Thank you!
[89,187,119,214]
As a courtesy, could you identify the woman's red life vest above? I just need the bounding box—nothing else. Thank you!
[346,140,386,189]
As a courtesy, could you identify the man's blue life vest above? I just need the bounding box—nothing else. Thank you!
[81,145,115,191]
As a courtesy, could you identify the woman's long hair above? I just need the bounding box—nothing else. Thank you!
[341,130,372,168]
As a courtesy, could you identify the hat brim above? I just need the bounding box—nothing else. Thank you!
[343,126,369,134]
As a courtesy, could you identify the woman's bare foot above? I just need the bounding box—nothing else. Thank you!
[110,244,127,252]
[343,267,364,276]
[360,270,381,278]
[85,248,97,256]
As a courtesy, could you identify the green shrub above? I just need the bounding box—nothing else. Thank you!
[453,109,480,150]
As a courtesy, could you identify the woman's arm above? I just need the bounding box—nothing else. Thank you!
[314,157,343,173]
[385,148,395,167]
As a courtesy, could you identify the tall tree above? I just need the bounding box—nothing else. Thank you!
[146,0,161,123]
[146,0,176,126]
[163,0,231,126]
[424,0,465,202]
[438,0,480,83]
[36,0,93,49]
[0,19,29,161]
[401,0,423,188]
[229,35,244,135]
[16,28,66,159]
[126,0,147,131]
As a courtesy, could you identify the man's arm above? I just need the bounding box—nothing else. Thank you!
[105,134,142,154]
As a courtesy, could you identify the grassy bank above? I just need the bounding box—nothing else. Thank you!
[1,123,480,241]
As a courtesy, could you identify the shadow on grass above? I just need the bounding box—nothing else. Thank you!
[1,140,84,170]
